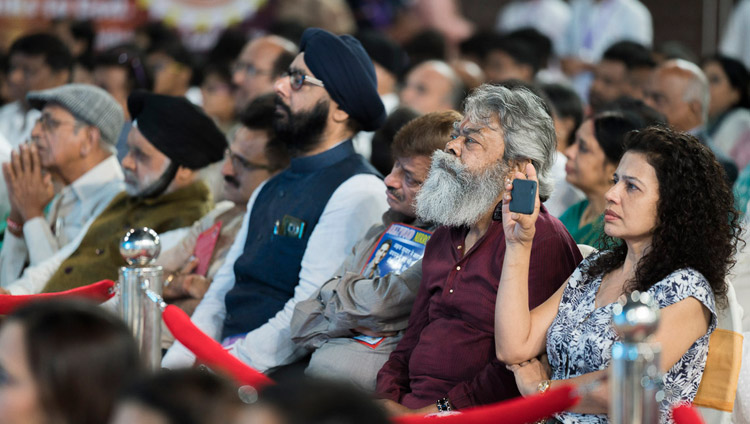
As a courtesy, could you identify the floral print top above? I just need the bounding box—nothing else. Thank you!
[546,254,717,423]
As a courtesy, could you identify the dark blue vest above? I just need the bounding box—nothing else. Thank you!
[222,140,380,339]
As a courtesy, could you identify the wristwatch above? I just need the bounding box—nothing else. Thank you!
[537,379,551,394]
[436,397,453,412]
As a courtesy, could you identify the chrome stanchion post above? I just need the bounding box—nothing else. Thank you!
[118,227,164,370]
[610,291,664,424]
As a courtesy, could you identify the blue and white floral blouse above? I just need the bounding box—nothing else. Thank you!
[546,254,717,423]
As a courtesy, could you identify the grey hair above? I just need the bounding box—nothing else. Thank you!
[667,59,710,124]
[422,60,466,109]
[462,84,557,201]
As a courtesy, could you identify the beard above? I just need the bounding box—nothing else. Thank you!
[124,162,179,199]
[273,95,329,155]
[416,150,509,227]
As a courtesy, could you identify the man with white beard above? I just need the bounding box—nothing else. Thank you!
[376,84,582,415]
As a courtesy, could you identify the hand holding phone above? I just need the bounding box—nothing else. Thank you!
[509,179,537,215]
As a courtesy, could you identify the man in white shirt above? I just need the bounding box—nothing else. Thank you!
[559,0,653,103]
[0,84,125,284]
[162,27,388,372]
[720,0,750,70]
[495,0,571,54]
[0,33,73,147]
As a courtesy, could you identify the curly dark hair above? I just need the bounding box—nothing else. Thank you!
[586,127,742,307]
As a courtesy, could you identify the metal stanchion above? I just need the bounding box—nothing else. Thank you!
[610,291,665,424]
[118,227,164,370]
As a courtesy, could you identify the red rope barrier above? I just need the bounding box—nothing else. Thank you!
[161,304,275,388]
[394,385,579,424]
[0,280,116,314]
[673,404,706,424]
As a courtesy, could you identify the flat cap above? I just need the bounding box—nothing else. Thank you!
[300,28,386,131]
[127,91,226,169]
[27,84,125,146]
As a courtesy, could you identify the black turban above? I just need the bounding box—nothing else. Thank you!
[127,91,226,169]
[300,28,386,132]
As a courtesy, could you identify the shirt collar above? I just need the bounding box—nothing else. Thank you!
[289,139,355,174]
[64,155,124,203]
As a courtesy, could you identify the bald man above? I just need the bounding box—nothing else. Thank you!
[232,35,297,113]
[400,60,464,114]
[645,59,738,183]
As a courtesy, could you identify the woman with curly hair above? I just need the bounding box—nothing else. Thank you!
[494,126,741,423]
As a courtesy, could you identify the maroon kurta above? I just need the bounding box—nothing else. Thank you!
[376,205,582,409]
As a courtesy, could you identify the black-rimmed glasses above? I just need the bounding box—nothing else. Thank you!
[226,148,272,172]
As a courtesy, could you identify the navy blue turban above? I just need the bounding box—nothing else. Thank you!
[300,28,386,132]
[128,91,226,169]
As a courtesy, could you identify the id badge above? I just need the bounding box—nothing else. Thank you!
[273,215,306,239]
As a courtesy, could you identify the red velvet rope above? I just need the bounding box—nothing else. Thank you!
[672,405,706,424]
[0,279,116,314]
[394,385,580,424]
[161,304,275,388]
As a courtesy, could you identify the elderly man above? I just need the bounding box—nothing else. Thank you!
[3,91,227,295]
[588,41,655,112]
[644,59,738,183]
[157,94,290,310]
[232,35,298,115]
[376,84,582,414]
[290,111,461,391]
[400,60,464,114]
[0,84,125,284]
[162,28,388,372]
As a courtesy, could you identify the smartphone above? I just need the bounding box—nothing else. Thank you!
[509,179,537,215]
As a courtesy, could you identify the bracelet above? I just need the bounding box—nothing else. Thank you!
[6,218,22,236]
[436,397,453,412]
[537,379,551,393]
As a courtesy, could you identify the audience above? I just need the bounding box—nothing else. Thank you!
[0,5,745,422]
[376,84,581,414]
[482,29,552,84]
[541,83,585,217]
[495,0,571,53]
[0,33,73,148]
[92,44,150,160]
[701,55,750,169]
[644,59,739,184]
[495,126,740,422]
[588,40,656,112]
[559,111,644,246]
[290,111,460,391]
[246,378,390,424]
[231,35,298,116]
[162,28,388,373]
[2,92,226,295]
[110,369,245,424]
[0,299,142,424]
[0,84,125,285]
[200,63,237,135]
[400,60,464,114]
[157,94,289,315]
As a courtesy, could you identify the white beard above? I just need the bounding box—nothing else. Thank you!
[416,150,508,227]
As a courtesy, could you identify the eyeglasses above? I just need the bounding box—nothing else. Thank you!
[225,148,272,172]
[284,69,325,91]
[232,61,273,77]
[36,114,80,133]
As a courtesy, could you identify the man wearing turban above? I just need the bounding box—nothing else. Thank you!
[3,91,227,294]
[163,28,389,372]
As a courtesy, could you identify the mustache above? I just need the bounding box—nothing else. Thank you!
[224,175,240,188]
[274,95,291,116]
[386,186,404,201]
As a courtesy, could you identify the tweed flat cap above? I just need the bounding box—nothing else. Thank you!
[27,84,125,146]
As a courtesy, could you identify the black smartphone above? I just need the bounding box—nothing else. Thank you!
[509,179,537,215]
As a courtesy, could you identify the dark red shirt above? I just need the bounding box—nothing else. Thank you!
[375,205,582,409]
